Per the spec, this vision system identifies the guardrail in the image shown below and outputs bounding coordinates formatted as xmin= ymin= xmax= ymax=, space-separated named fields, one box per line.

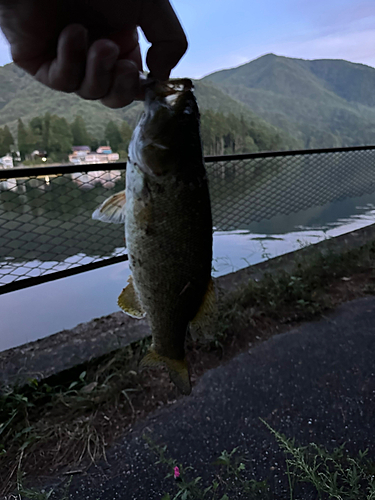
xmin=1 ymin=145 xmax=375 ymax=295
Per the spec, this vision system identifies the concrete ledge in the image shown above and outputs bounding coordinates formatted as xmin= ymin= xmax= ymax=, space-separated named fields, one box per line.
xmin=1 ymin=223 xmax=374 ymax=387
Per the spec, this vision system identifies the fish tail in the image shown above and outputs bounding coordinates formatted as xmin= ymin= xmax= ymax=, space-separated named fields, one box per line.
xmin=140 ymin=348 xmax=191 ymax=395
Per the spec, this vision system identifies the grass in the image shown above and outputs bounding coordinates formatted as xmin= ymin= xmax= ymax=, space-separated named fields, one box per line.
xmin=10 ymin=425 xmax=375 ymax=499
xmin=263 ymin=420 xmax=375 ymax=500
xmin=15 ymin=474 xmax=72 ymax=500
xmin=218 ymin=240 xmax=375 ymax=333
xmin=0 ymin=338 xmax=152 ymax=496
xmin=144 ymin=434 xmax=269 ymax=500
xmin=1 ymin=239 xmax=375 ymax=495
xmin=145 ymin=421 xmax=375 ymax=500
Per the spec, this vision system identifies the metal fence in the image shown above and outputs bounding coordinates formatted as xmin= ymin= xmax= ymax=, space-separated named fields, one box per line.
xmin=1 ymin=145 xmax=375 ymax=294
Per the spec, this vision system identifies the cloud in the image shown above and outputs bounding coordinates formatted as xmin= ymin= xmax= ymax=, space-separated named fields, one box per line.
xmin=269 ymin=28 xmax=375 ymax=67
xmin=229 ymin=18 xmax=375 ymax=73
xmin=0 ymin=30 xmax=11 ymax=66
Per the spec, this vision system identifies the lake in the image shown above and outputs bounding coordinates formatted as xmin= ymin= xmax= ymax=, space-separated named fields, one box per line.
xmin=1 ymin=154 xmax=375 ymax=351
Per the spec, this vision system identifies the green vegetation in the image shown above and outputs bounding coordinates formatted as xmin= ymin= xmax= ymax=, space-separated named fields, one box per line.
xmin=203 ymin=53 xmax=375 ymax=149
xmin=144 ymin=435 xmax=268 ymax=500
xmin=219 ymin=241 xmax=375 ymax=333
xmin=2 ymin=55 xmax=375 ymax=153
xmin=1 ymin=108 xmax=291 ymax=162
xmin=70 ymin=115 xmax=92 ymax=147
xmin=0 ymin=124 xmax=14 ymax=156
xmin=264 ymin=420 xmax=375 ymax=500
xmin=104 ymin=119 xmax=132 ymax=153
xmin=0 ymin=338 xmax=153 ymax=496
xmin=201 ymin=111 xmax=282 ymax=155
xmin=145 ymin=423 xmax=375 ymax=500
xmin=15 ymin=474 xmax=72 ymax=500
xmin=0 ymin=61 xmax=300 ymax=157
xmin=12 ymin=425 xmax=375 ymax=499
xmin=8 ymin=113 xmax=133 ymax=161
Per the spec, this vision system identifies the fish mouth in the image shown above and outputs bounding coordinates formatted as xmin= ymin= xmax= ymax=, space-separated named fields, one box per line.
xmin=129 ymin=77 xmax=202 ymax=177
xmin=142 ymin=78 xmax=196 ymax=117
xmin=140 ymin=77 xmax=194 ymax=102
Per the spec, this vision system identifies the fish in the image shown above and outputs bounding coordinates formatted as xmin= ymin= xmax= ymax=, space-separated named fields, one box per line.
xmin=92 ymin=79 xmax=215 ymax=395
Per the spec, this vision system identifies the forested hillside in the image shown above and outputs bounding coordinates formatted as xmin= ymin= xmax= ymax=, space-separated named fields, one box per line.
xmin=0 ymin=62 xmax=300 ymax=161
xmin=2 ymin=53 xmax=375 ymax=160
xmin=203 ymin=54 xmax=375 ymax=148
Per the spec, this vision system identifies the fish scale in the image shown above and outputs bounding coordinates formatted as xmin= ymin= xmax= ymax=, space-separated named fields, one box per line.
xmin=93 ymin=79 xmax=214 ymax=394
xmin=126 ymin=170 xmax=212 ymax=361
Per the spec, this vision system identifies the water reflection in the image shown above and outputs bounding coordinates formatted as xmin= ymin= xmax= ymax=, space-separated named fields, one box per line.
xmin=2 ymin=157 xmax=375 ymax=350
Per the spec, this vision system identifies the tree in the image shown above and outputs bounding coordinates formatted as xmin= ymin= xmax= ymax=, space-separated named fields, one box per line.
xmin=0 ymin=129 xmax=5 ymax=157
xmin=43 ymin=113 xmax=51 ymax=152
xmin=120 ymin=121 xmax=133 ymax=148
xmin=17 ymin=118 xmax=33 ymax=159
xmin=89 ymin=136 xmax=100 ymax=152
xmin=71 ymin=115 xmax=91 ymax=146
xmin=48 ymin=116 xmax=73 ymax=155
xmin=0 ymin=126 xmax=14 ymax=156
xmin=104 ymin=121 xmax=122 ymax=151
xmin=2 ymin=126 xmax=14 ymax=153
xmin=29 ymin=117 xmax=44 ymax=150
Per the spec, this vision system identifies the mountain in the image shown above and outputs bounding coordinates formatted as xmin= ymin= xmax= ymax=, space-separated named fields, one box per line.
xmin=203 ymin=53 xmax=375 ymax=148
xmin=0 ymin=62 xmax=299 ymax=152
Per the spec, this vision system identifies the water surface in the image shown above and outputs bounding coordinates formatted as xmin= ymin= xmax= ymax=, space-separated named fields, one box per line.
xmin=1 ymin=163 xmax=375 ymax=351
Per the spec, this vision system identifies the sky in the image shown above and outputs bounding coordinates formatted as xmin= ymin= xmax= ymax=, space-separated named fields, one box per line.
xmin=0 ymin=0 xmax=374 ymax=77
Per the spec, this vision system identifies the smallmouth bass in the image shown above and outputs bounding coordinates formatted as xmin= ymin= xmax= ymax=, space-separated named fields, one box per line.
xmin=93 ymin=79 xmax=215 ymax=395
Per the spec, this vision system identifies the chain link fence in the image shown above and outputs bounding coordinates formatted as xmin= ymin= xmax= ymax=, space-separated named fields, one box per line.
xmin=1 ymin=145 xmax=375 ymax=294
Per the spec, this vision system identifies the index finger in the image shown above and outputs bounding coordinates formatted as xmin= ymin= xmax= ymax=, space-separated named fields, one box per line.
xmin=139 ymin=0 xmax=188 ymax=81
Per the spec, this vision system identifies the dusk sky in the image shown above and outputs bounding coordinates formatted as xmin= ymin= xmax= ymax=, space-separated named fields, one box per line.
xmin=0 ymin=0 xmax=374 ymax=77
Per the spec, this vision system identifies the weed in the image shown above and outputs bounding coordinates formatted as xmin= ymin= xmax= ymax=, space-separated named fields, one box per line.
xmin=15 ymin=473 xmax=72 ymax=500
xmin=146 ymin=424 xmax=375 ymax=500
xmin=0 ymin=339 xmax=151 ymax=496
xmin=144 ymin=434 xmax=269 ymax=499
xmin=263 ymin=419 xmax=375 ymax=500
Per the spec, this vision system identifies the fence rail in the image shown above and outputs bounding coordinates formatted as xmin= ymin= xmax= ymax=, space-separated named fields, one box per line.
xmin=1 ymin=145 xmax=375 ymax=295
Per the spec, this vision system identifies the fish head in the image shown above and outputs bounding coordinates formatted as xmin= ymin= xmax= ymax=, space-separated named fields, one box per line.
xmin=129 ymin=79 xmax=203 ymax=177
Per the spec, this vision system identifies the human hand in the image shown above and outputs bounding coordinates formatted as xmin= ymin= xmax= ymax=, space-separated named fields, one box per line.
xmin=0 ymin=0 xmax=187 ymax=108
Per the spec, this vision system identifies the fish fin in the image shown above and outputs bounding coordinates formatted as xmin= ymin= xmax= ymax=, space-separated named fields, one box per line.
xmin=190 ymin=277 xmax=217 ymax=338
xmin=92 ymin=190 xmax=126 ymax=224
xmin=117 ymin=276 xmax=146 ymax=319
xmin=140 ymin=349 xmax=192 ymax=395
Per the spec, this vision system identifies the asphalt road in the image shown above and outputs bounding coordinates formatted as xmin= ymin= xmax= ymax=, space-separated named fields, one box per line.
xmin=58 ymin=296 xmax=375 ymax=500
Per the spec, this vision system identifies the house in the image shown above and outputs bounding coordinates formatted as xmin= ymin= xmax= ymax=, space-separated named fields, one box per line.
xmin=69 ymin=146 xmax=119 ymax=165
xmin=97 ymin=146 xmax=112 ymax=154
xmin=0 ymin=155 xmax=14 ymax=169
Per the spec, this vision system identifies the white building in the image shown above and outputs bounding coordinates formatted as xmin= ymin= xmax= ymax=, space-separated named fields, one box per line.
xmin=0 ymin=155 xmax=14 ymax=169
xmin=69 ymin=146 xmax=119 ymax=165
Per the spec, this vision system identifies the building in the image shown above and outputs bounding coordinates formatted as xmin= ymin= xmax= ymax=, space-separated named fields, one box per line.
xmin=69 ymin=146 xmax=119 ymax=165
xmin=0 ymin=155 xmax=14 ymax=169
xmin=97 ymin=146 xmax=113 ymax=154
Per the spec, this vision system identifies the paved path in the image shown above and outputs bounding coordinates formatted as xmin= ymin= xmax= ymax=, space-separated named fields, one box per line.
xmin=60 ymin=296 xmax=375 ymax=499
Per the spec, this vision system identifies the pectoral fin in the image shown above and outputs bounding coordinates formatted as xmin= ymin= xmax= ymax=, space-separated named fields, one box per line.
xmin=190 ymin=277 xmax=217 ymax=337
xmin=118 ymin=276 xmax=146 ymax=319
xmin=92 ymin=190 xmax=126 ymax=224
xmin=140 ymin=349 xmax=191 ymax=395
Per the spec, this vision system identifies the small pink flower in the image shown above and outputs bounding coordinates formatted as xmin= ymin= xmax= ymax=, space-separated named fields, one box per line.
xmin=174 ymin=466 xmax=180 ymax=479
